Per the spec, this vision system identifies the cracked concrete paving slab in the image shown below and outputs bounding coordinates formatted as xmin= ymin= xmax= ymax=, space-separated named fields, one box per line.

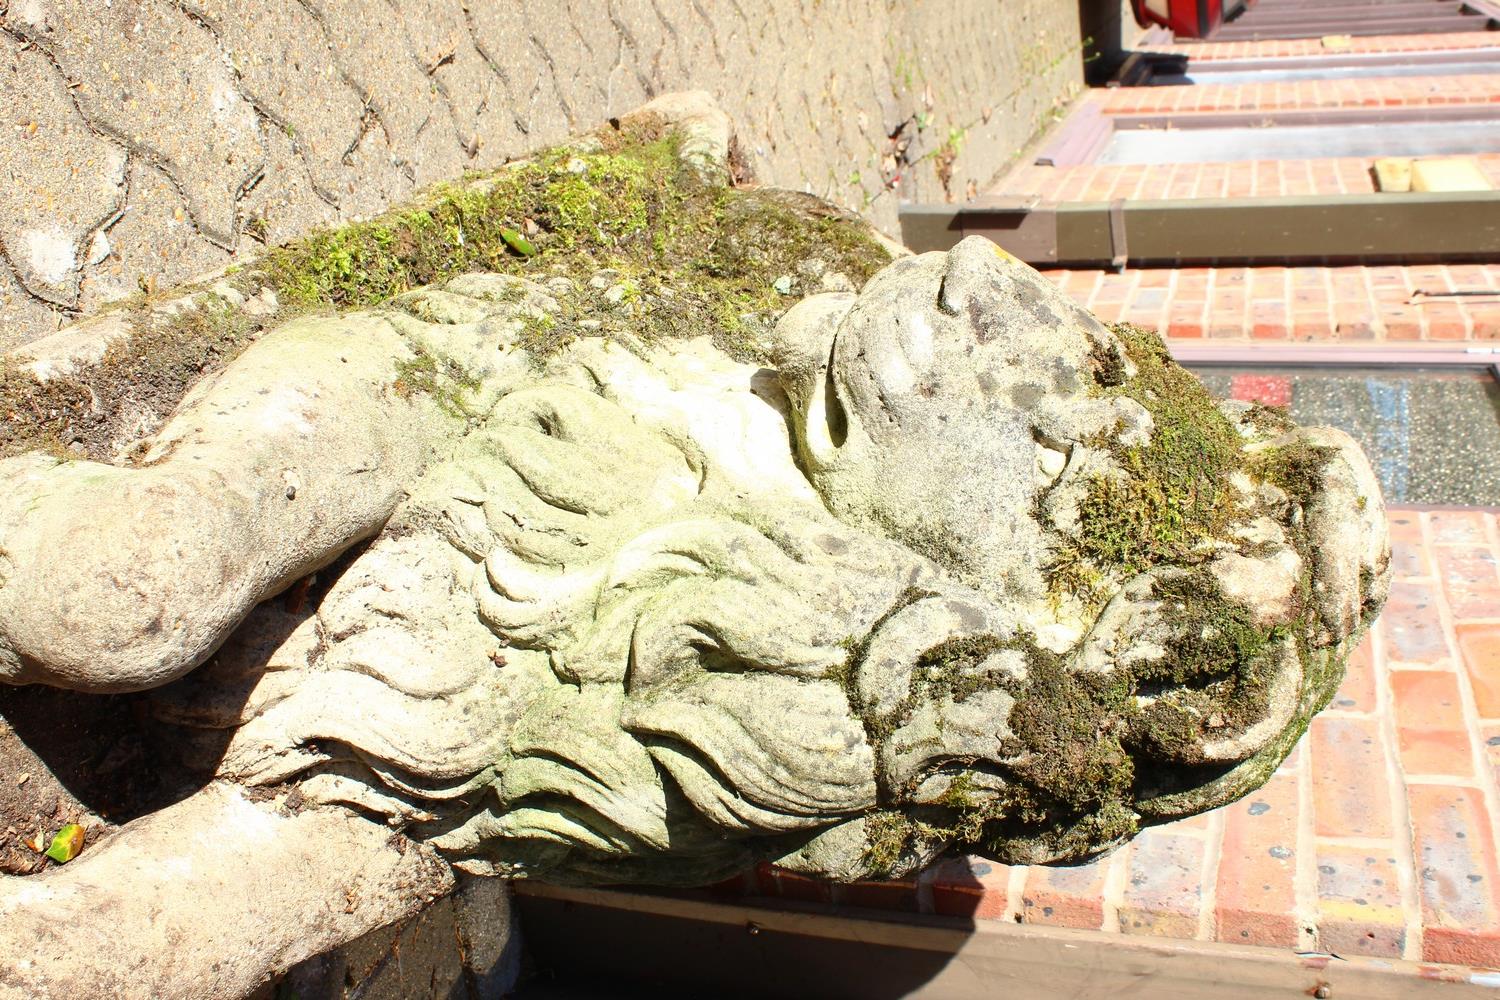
xmin=233 ymin=126 xmax=338 ymax=252
xmin=0 ymin=0 xmax=1085 ymax=352
xmin=0 ymin=42 xmax=127 ymax=306
xmin=387 ymin=0 xmax=524 ymax=168
xmin=301 ymin=0 xmax=464 ymax=188
xmin=4 ymin=0 xmax=264 ymax=249
xmin=76 ymin=160 xmax=228 ymax=312
xmin=606 ymin=0 xmax=680 ymax=98
xmin=0 ymin=256 xmax=63 ymax=351
xmin=332 ymin=123 xmax=420 ymax=222
xmin=565 ymin=0 xmax=644 ymax=117
xmin=526 ymin=1 xmax=609 ymax=124
xmin=462 ymin=1 xmax=573 ymax=142
xmin=178 ymin=0 xmax=365 ymax=208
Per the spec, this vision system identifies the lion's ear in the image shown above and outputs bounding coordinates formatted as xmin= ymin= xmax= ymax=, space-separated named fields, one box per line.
xmin=937 ymin=235 xmax=1112 ymax=347
xmin=769 ymin=293 xmax=854 ymax=401
xmin=770 ymin=292 xmax=858 ymax=471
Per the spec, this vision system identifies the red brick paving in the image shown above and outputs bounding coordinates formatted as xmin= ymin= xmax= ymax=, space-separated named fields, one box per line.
xmin=988 ymin=33 xmax=1500 ymax=346
xmin=1311 ymin=716 xmax=1392 ymax=839
xmin=1041 ymin=264 xmax=1500 ymax=343
xmin=1459 ymin=625 xmax=1500 ymax=718
xmin=1392 ymin=669 xmax=1473 ymax=776
xmin=1141 ymin=31 xmax=1500 ymax=61
xmin=925 ymin=857 xmax=1014 ymax=920
xmin=1216 ymin=770 xmax=1301 ymax=948
xmin=1019 ymin=856 xmax=1109 ymax=929
xmin=1316 ymin=843 xmax=1408 ymax=958
xmin=1094 ymin=72 xmax=1500 ymax=114
xmin=1120 ymin=827 xmax=1208 ymax=938
xmin=996 ymin=156 xmax=1500 ymax=203
xmin=1409 ymin=784 xmax=1500 ymax=967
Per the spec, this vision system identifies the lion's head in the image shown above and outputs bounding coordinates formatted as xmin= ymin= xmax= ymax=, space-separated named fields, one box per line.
xmin=156 ymin=238 xmax=1389 ymax=885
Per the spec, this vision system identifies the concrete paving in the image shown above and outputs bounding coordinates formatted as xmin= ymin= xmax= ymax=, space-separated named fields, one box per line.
xmin=0 ymin=0 xmax=1087 ymax=350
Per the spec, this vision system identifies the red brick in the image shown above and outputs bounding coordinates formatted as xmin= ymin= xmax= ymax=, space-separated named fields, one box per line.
xmin=1158 ymin=812 xmax=1209 ymax=833
xmin=1482 ymin=724 xmax=1500 ymax=794
xmin=1120 ymin=829 xmax=1204 ymax=939
xmin=1091 ymin=276 xmax=1133 ymax=304
xmin=1229 ymin=374 xmax=1292 ymax=408
xmin=1251 ymin=308 xmax=1289 ymax=341
xmin=1386 ymin=512 xmax=1433 ymax=579
xmin=839 ymin=879 xmax=918 ymax=912
xmin=765 ymin=867 xmax=832 ymax=904
xmin=1383 ymin=307 xmax=1424 ymax=341
xmin=1311 ymin=716 xmax=1392 ymax=839
xmin=1316 ymin=844 xmax=1407 ymax=959
xmin=1429 ymin=511 xmax=1492 ymax=547
xmin=1020 ymin=858 xmax=1107 ymax=930
xmin=925 ymin=856 xmax=1012 ymax=920
xmin=1471 ymin=307 xmax=1500 ymax=340
xmin=1392 ymin=670 xmax=1473 ymax=778
xmin=1409 ymin=785 xmax=1500 ymax=967
xmin=1459 ymin=624 xmax=1500 ymax=720
xmin=1216 ymin=771 xmax=1300 ymax=948
xmin=1329 ymin=635 xmax=1377 ymax=715
xmin=1380 ymin=581 xmax=1454 ymax=666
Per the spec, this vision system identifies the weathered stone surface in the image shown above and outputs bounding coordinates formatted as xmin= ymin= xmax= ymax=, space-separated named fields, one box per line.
xmin=0 ymin=785 xmax=453 ymax=999
xmin=179 ymin=0 xmax=366 ymax=206
xmin=275 ymin=876 xmax=520 ymax=999
xmin=4 ymin=0 xmax=264 ymax=247
xmin=0 ymin=43 xmax=127 ymax=305
xmin=0 ymin=97 xmax=1387 ymax=997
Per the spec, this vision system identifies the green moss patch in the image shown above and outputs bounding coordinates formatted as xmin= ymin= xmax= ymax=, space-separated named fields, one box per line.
xmin=1068 ymin=326 xmax=1246 ymax=581
xmin=850 ymin=326 xmax=1361 ymax=871
xmin=260 ymin=117 xmax=891 ymax=362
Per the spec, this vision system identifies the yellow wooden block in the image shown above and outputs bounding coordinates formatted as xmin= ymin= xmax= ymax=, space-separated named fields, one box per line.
xmin=1411 ymin=157 xmax=1493 ymax=193
xmin=1372 ymin=157 xmax=1411 ymax=193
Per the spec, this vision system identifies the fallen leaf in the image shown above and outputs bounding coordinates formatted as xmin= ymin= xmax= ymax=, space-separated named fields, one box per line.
xmin=500 ymin=227 xmax=537 ymax=257
xmin=45 ymin=824 xmax=84 ymax=864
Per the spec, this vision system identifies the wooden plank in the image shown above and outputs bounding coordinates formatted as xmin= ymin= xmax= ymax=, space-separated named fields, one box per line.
xmin=513 ymin=883 xmax=1490 ymax=1000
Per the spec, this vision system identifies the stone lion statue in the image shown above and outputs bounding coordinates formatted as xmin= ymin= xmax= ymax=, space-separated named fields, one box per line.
xmin=0 ymin=96 xmax=1388 ymax=997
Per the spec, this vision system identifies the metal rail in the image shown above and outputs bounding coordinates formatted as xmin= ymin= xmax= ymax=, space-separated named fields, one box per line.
xmin=899 ymin=192 xmax=1500 ymax=267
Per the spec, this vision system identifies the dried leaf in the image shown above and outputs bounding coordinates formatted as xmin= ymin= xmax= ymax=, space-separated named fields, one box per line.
xmin=45 ymin=824 xmax=84 ymax=864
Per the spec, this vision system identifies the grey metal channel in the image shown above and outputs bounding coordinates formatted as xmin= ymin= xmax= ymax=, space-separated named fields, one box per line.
xmin=1098 ymin=118 xmax=1500 ymax=164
